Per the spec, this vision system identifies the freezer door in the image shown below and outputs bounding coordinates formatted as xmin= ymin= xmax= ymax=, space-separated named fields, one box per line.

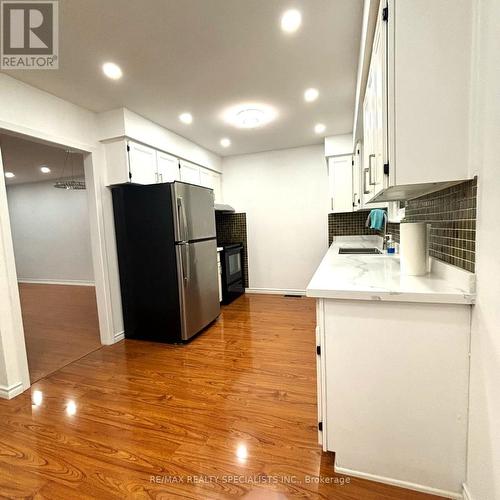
xmin=177 ymin=239 xmax=220 ymax=340
xmin=172 ymin=182 xmax=216 ymax=242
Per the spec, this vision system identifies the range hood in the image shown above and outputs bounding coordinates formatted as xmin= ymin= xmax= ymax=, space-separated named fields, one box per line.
xmin=368 ymin=179 xmax=468 ymax=203
xmin=214 ymin=203 xmax=235 ymax=213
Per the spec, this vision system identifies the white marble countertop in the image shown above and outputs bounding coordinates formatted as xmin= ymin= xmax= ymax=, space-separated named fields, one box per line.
xmin=217 ymin=247 xmax=223 ymax=252
xmin=306 ymin=236 xmax=475 ymax=305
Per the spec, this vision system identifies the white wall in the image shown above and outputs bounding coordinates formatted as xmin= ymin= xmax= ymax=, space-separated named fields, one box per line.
xmin=6 ymin=180 xmax=94 ymax=284
xmin=465 ymin=1 xmax=500 ymax=498
xmin=0 ymin=73 xmax=103 ymax=396
xmin=222 ymin=145 xmax=329 ymax=292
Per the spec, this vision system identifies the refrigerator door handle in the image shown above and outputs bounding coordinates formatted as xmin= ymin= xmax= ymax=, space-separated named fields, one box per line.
xmin=176 ymin=196 xmax=185 ymax=241
xmin=180 ymin=243 xmax=188 ymax=281
xmin=177 ymin=196 xmax=189 ymax=242
xmin=185 ymin=243 xmax=191 ymax=282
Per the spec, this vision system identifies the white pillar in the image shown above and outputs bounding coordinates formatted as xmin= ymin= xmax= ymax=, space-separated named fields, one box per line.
xmin=0 ymin=146 xmax=30 ymax=398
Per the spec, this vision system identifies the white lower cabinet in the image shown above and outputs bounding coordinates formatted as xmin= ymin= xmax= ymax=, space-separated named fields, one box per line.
xmin=316 ymin=298 xmax=470 ymax=498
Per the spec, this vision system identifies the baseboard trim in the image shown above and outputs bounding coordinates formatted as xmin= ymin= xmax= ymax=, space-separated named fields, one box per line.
xmin=462 ymin=483 xmax=474 ymax=500
xmin=245 ymin=288 xmax=306 ymax=296
xmin=334 ymin=466 xmax=462 ymax=500
xmin=114 ymin=331 xmax=125 ymax=343
xmin=18 ymin=279 xmax=95 ymax=287
xmin=0 ymin=381 xmax=25 ymax=400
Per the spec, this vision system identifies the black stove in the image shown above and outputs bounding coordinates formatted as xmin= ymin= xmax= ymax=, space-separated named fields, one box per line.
xmin=221 ymin=243 xmax=244 ymax=304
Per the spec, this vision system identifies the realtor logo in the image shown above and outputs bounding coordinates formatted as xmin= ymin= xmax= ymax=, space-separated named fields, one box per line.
xmin=1 ymin=0 xmax=58 ymax=69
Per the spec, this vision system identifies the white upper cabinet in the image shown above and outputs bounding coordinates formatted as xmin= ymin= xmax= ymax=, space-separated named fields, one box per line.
xmin=328 ymin=155 xmax=354 ymax=213
xmin=105 ymin=140 xmax=222 ymax=196
xmin=362 ymin=2 xmax=388 ymax=202
xmin=179 ymin=161 xmax=222 ymax=201
xmin=179 ymin=160 xmax=201 ymax=185
xmin=371 ymin=7 xmax=387 ymax=197
xmin=388 ymin=0 xmax=471 ymax=186
xmin=127 ymin=141 xmax=157 ymax=184
xmin=199 ymin=167 xmax=223 ymax=203
xmin=352 ymin=143 xmax=361 ymax=210
xmin=156 ymin=151 xmax=179 ymax=182
xmin=362 ymin=81 xmax=376 ymax=204
xmin=360 ymin=0 xmax=472 ymax=202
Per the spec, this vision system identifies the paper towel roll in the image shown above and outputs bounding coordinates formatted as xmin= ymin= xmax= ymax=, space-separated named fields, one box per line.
xmin=400 ymin=222 xmax=429 ymax=276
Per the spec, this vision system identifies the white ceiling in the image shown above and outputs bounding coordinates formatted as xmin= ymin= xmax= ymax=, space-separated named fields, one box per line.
xmin=1 ymin=0 xmax=363 ymax=156
xmin=1 ymin=134 xmax=84 ymax=185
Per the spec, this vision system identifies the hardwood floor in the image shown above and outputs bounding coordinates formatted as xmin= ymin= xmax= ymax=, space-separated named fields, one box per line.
xmin=0 ymin=294 xmax=441 ymax=499
xmin=18 ymin=283 xmax=102 ymax=383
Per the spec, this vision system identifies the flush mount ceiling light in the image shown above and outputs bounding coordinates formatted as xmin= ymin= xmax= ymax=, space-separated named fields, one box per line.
xmin=281 ymin=9 xmax=302 ymax=33
xmin=179 ymin=112 xmax=193 ymax=124
xmin=223 ymin=103 xmax=277 ymax=129
xmin=40 ymin=165 xmax=51 ymax=173
xmin=304 ymin=88 xmax=319 ymax=102
xmin=102 ymin=62 xmax=122 ymax=80
xmin=4 ymin=172 xmax=15 ymax=178
xmin=314 ymin=123 xmax=326 ymax=134
xmin=220 ymin=138 xmax=231 ymax=148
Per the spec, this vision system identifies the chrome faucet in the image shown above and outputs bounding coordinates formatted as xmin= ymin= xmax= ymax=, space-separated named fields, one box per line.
xmin=380 ymin=210 xmax=389 ymax=250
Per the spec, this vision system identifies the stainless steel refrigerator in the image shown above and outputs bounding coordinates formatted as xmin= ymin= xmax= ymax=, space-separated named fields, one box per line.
xmin=111 ymin=181 xmax=220 ymax=342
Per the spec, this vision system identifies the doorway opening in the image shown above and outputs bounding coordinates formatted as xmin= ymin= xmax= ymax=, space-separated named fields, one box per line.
xmin=0 ymin=133 xmax=102 ymax=383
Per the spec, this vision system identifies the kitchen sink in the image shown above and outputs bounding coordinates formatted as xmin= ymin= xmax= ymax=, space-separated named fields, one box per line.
xmin=338 ymin=247 xmax=382 ymax=255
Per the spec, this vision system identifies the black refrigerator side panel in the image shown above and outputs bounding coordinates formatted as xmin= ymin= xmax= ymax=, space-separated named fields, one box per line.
xmin=111 ymin=184 xmax=182 ymax=342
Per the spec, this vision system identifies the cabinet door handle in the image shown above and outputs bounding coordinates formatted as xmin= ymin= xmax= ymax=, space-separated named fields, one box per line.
xmin=155 ymin=172 xmax=159 ymax=183
xmin=353 ymin=192 xmax=358 ymax=207
xmin=368 ymin=154 xmax=376 ymax=185
xmin=363 ymin=168 xmax=370 ymax=194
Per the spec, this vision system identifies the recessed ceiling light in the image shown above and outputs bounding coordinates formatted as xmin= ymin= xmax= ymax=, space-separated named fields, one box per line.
xmin=223 ymin=103 xmax=277 ymax=129
xmin=304 ymin=88 xmax=319 ymax=102
xmin=314 ymin=123 xmax=326 ymax=134
xmin=102 ymin=62 xmax=122 ymax=80
xmin=220 ymin=138 xmax=231 ymax=148
xmin=179 ymin=112 xmax=193 ymax=124
xmin=281 ymin=9 xmax=302 ymax=33
xmin=40 ymin=166 xmax=51 ymax=174
xmin=4 ymin=172 xmax=15 ymax=178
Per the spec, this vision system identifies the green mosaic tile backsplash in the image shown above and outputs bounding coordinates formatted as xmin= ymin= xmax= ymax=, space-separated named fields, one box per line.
xmin=328 ymin=178 xmax=477 ymax=273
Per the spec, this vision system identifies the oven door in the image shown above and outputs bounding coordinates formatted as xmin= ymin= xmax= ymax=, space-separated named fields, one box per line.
xmin=224 ymin=246 xmax=243 ymax=284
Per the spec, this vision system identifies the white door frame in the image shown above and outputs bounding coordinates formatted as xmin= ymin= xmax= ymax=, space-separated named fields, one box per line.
xmin=0 ymin=125 xmax=116 ymax=398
